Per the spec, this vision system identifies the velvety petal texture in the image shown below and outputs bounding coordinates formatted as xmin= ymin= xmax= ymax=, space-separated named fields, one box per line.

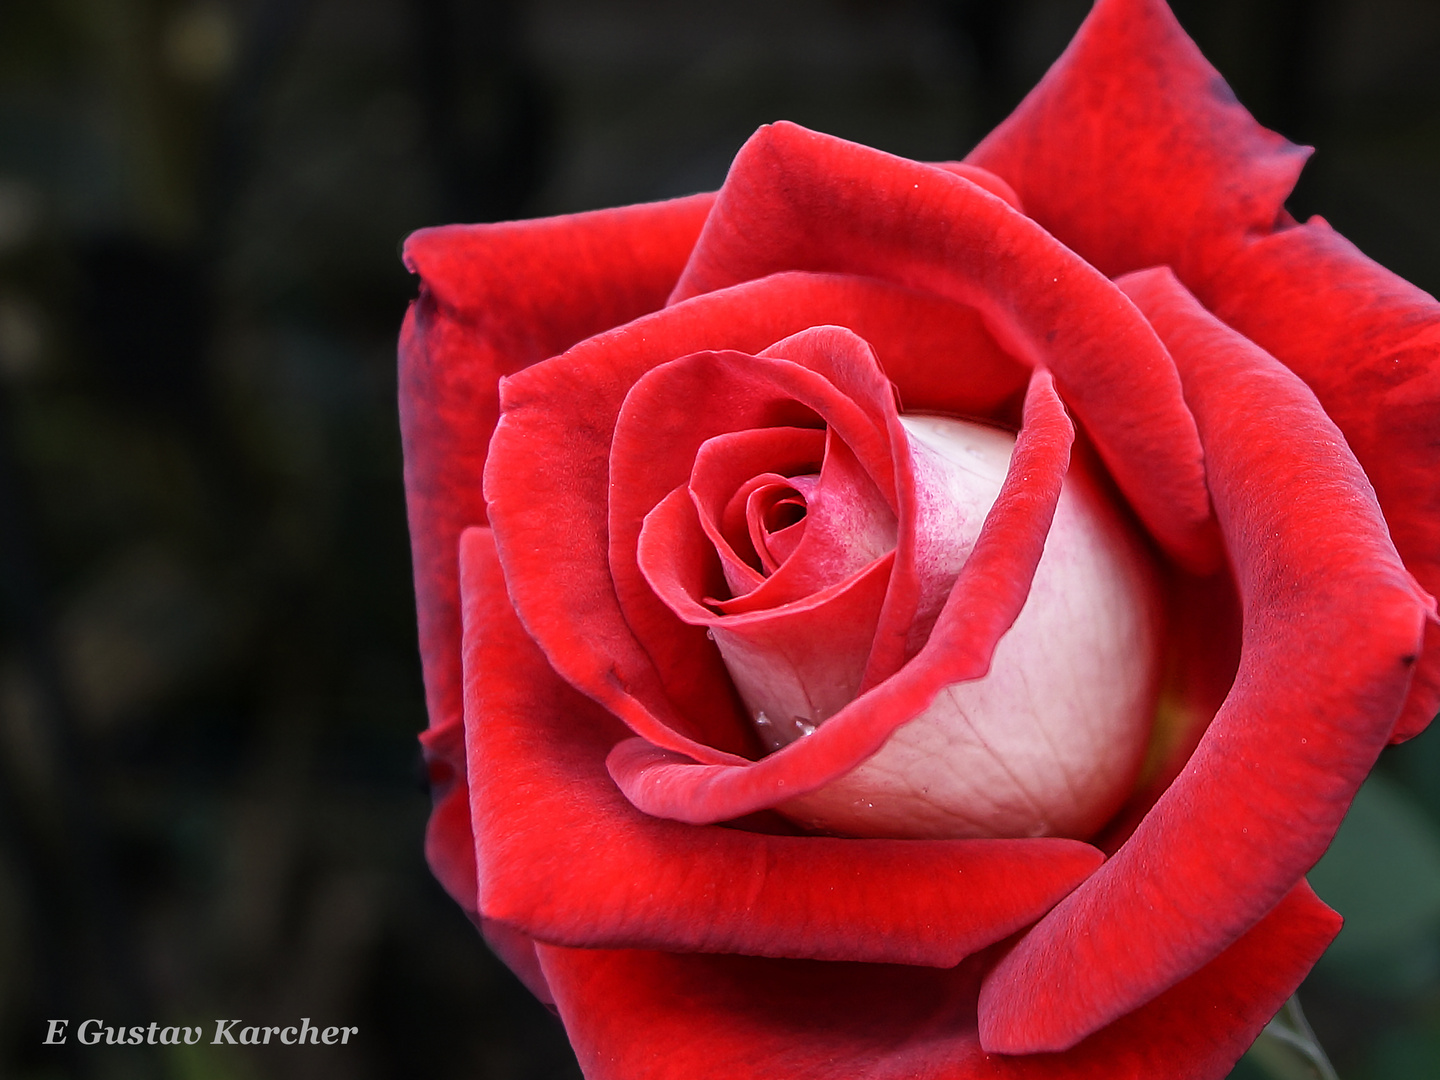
xmin=538 ymin=882 xmax=1338 ymax=1080
xmin=461 ymin=526 xmax=1104 ymax=968
xmin=965 ymin=0 xmax=1307 ymax=284
xmin=671 ymin=121 xmax=1220 ymax=576
xmin=486 ymin=273 xmax=1031 ymax=770
xmin=400 ymin=194 xmax=714 ymax=913
xmin=607 ymin=366 xmax=1076 ymax=824
xmin=1196 ymin=223 xmax=1440 ymax=739
xmin=398 ymin=1 xmax=1440 ymax=1076
xmin=968 ymin=0 xmax=1440 ymax=735
xmin=976 ymin=269 xmax=1430 ymax=1053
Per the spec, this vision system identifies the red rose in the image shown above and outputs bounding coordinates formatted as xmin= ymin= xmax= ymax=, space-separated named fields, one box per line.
xmin=399 ymin=0 xmax=1439 ymax=1076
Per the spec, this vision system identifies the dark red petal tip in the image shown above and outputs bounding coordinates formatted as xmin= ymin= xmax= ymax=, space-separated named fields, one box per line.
xmin=966 ymin=0 xmax=1308 ymax=281
xmin=402 ymin=193 xmax=715 ymax=780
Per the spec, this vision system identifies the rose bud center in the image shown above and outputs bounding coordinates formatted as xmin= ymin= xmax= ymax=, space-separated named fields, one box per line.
xmin=714 ymin=415 xmax=1164 ymax=841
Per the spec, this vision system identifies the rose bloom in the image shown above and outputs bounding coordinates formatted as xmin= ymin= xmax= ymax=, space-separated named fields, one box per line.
xmin=398 ymin=0 xmax=1439 ymax=1076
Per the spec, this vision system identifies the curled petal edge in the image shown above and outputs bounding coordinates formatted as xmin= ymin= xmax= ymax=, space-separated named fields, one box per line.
xmin=608 ymin=367 xmax=1074 ymax=824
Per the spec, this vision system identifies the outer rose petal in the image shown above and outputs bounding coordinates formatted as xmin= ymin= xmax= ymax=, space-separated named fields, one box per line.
xmin=400 ymin=194 xmax=714 ymax=906
xmin=965 ymin=0 xmax=1440 ymax=735
xmin=416 ymin=716 xmax=477 ymax=913
xmin=1195 ymin=221 xmax=1440 ymax=739
xmin=975 ymin=268 xmax=1432 ymax=1053
xmin=536 ymin=882 xmax=1339 ymax=1080
xmin=964 ymin=0 xmax=1306 ymax=284
xmin=416 ymin=635 xmax=554 ymax=1006
xmin=459 ymin=527 xmax=1104 ymax=968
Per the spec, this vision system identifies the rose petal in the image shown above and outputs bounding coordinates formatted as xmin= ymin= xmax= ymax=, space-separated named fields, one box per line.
xmin=615 ymin=328 xmax=901 ymax=633
xmin=403 ymin=199 xmax=714 ymax=1008
xmin=700 ymin=430 xmax=894 ymax=615
xmin=962 ymin=0 xmax=1440 ymax=738
xmin=487 ymin=273 xmax=1029 ymax=764
xmin=608 ymin=368 xmax=1073 ymax=823
xmin=770 ymin=420 xmax=1163 ymax=842
xmin=687 ymin=426 xmax=825 ymax=590
xmin=669 ymin=121 xmax=1220 ymax=573
xmin=975 ymin=268 xmax=1433 ymax=1053
xmin=601 ymin=337 xmax=902 ymax=757
xmin=739 ymin=477 xmax=809 ymax=578
xmin=932 ymin=161 xmax=1023 ymax=212
xmin=1093 ymin=566 xmax=1242 ymax=854
xmin=536 ymin=880 xmax=1338 ymax=1080
xmin=1195 ymin=219 xmax=1440 ymax=739
xmin=640 ymin=481 xmax=895 ymax=742
xmin=418 ymin=638 xmax=554 ymax=1004
xmin=460 ymin=526 xmax=1103 ymax=968
xmin=404 ymin=193 xmax=715 ymax=333
xmin=477 ymin=918 xmax=553 ymax=1007
xmin=416 ymin=715 xmax=478 ymax=912
xmin=401 ymin=194 xmax=714 ymax=923
xmin=963 ymin=0 xmax=1306 ymax=282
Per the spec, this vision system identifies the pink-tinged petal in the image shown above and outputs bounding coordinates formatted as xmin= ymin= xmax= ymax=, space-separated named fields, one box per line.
xmin=749 ymin=328 xmax=917 ymax=685
xmin=975 ymin=269 xmax=1432 ymax=1053
xmin=608 ymin=369 xmax=1072 ymax=823
xmin=537 ymin=880 xmax=1338 ymax=1080
xmin=772 ymin=419 xmax=1164 ymax=842
xmin=639 ymin=479 xmax=895 ymax=746
xmin=689 ymin=427 xmax=825 ymax=589
xmin=459 ymin=527 xmax=1102 ymax=968
xmin=964 ymin=0 xmax=1307 ymax=282
xmin=400 ymin=193 xmax=713 ymax=782
xmin=486 ymin=273 xmax=1021 ymax=764
xmin=608 ymin=333 xmax=901 ymax=739
xmin=709 ymin=556 xmax=893 ymax=751
xmin=715 ymin=430 xmax=896 ymax=615
xmin=1094 ymin=567 xmax=1242 ymax=854
xmin=1194 ymin=219 xmax=1440 ymax=739
xmin=860 ymin=418 xmax=1019 ymax=687
xmin=669 ymin=121 xmax=1219 ymax=573
xmin=594 ymin=341 xmax=901 ymax=758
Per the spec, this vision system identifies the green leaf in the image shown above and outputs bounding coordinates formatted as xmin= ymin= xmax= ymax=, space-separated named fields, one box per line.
xmin=1307 ymin=772 xmax=1440 ymax=994
xmin=1232 ymin=996 xmax=1338 ymax=1080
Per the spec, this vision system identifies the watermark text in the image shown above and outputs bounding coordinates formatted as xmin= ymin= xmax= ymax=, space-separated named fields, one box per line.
xmin=44 ymin=1018 xmax=357 ymax=1046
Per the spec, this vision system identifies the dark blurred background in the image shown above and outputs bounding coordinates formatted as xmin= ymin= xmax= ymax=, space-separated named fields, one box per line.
xmin=0 ymin=1 xmax=1437 ymax=1078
